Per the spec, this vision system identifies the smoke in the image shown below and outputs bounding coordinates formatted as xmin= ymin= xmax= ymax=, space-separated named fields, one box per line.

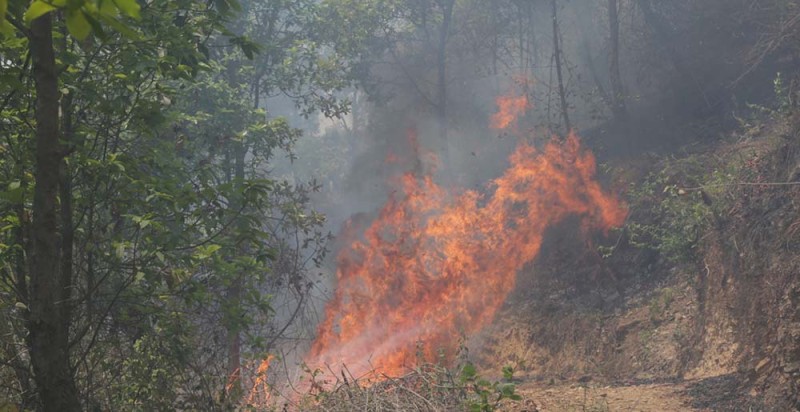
xmin=266 ymin=1 xmax=600 ymax=376
xmin=255 ymin=0 xmax=791 ymax=395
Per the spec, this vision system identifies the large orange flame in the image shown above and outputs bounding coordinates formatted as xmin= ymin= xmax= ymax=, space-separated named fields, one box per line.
xmin=303 ymin=132 xmax=626 ymax=379
xmin=249 ymin=91 xmax=626 ymax=402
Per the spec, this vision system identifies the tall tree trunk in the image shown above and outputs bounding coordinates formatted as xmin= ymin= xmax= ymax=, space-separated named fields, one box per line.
xmin=225 ymin=142 xmax=245 ymax=400
xmin=436 ymin=0 xmax=454 ymax=148
xmin=225 ymin=77 xmax=261 ymax=401
xmin=608 ymin=0 xmax=627 ymax=120
xmin=551 ymin=0 xmax=571 ymax=133
xmin=28 ymin=12 xmax=81 ymax=411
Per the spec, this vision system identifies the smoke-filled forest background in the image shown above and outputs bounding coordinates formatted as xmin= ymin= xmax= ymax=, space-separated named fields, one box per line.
xmin=2 ymin=0 xmax=800 ymax=410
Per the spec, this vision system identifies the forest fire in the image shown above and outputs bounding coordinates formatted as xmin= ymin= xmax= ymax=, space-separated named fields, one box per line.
xmin=302 ymin=112 xmax=626 ymax=382
xmin=8 ymin=0 xmax=796 ymax=409
xmin=247 ymin=90 xmax=627 ymax=404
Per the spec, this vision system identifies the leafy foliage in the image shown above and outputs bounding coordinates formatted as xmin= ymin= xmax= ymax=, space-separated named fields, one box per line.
xmin=459 ymin=362 xmax=522 ymax=412
xmin=0 ymin=0 xmax=357 ymax=409
xmin=624 ymin=164 xmax=715 ymax=263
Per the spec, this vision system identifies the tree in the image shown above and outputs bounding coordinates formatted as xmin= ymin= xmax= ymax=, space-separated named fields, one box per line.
xmin=26 ymin=7 xmax=82 ymax=411
xmin=551 ymin=0 xmax=571 ymax=133
xmin=0 ymin=0 xmax=350 ymax=409
xmin=435 ymin=0 xmax=455 ymax=145
xmin=607 ymin=0 xmax=626 ymax=120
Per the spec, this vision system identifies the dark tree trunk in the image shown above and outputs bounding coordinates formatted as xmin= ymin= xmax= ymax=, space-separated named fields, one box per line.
xmin=436 ymin=0 xmax=455 ymax=146
xmin=551 ymin=0 xmax=571 ymax=133
xmin=27 ymin=12 xmax=81 ymax=412
xmin=608 ymin=0 xmax=627 ymax=120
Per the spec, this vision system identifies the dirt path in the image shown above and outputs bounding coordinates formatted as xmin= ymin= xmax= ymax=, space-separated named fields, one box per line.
xmin=498 ymin=374 xmax=763 ymax=412
xmin=510 ymin=381 xmax=694 ymax=411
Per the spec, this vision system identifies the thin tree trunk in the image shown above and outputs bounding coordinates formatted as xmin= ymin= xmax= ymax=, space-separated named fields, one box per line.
xmin=551 ymin=0 xmax=571 ymax=133
xmin=86 ymin=202 xmax=94 ymax=325
xmin=225 ymin=74 xmax=262 ymax=400
xmin=225 ymin=143 xmax=245 ymax=400
xmin=436 ymin=0 xmax=455 ymax=147
xmin=608 ymin=0 xmax=627 ymax=120
xmin=491 ymin=5 xmax=499 ymax=75
xmin=28 ymin=12 xmax=81 ymax=411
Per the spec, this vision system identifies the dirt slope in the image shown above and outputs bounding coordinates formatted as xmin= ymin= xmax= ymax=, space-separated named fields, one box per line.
xmin=513 ymin=381 xmax=693 ymax=412
xmin=477 ymin=114 xmax=800 ymax=411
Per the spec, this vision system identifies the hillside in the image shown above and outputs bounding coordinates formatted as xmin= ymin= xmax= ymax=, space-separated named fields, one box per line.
xmin=475 ymin=112 xmax=800 ymax=411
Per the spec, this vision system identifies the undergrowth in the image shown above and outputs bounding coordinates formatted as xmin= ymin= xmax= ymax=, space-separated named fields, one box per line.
xmin=616 ymin=155 xmax=718 ymax=264
xmin=255 ymin=359 xmax=522 ymax=411
xmin=605 ymin=76 xmax=791 ymax=265
xmin=302 ymin=363 xmax=519 ymax=412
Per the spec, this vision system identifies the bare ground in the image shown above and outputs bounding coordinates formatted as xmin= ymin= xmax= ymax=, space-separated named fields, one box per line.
xmin=501 ymin=373 xmax=765 ymax=412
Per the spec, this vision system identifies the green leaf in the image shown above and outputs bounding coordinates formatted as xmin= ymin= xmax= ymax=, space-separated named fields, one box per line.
xmin=83 ymin=11 xmax=108 ymax=41
xmin=193 ymin=244 xmax=222 ymax=260
xmin=460 ymin=362 xmax=477 ymax=382
xmin=97 ymin=14 xmax=140 ymax=40
xmin=0 ymin=20 xmax=12 ymax=37
xmin=1 ymin=181 xmax=23 ymax=204
xmin=112 ymin=0 xmax=140 ymax=19
xmin=65 ymin=9 xmax=91 ymax=40
xmin=24 ymin=1 xmax=58 ymax=23
xmin=114 ymin=242 xmax=126 ymax=258
xmin=0 ymin=0 xmax=6 ymax=22
xmin=226 ymin=0 xmax=241 ymax=12
xmin=98 ymin=0 xmax=118 ymax=16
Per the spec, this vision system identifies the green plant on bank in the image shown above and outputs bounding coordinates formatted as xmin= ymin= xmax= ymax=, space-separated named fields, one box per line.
xmin=612 ymin=99 xmax=776 ymax=267
xmin=502 ymin=365 xmax=515 ymax=381
xmin=774 ymin=72 xmax=792 ymax=113
xmin=739 ymin=72 xmax=794 ymax=125
xmin=624 ymin=158 xmax=716 ymax=263
xmin=460 ymin=362 xmax=522 ymax=412
xmin=648 ymin=287 xmax=675 ymax=322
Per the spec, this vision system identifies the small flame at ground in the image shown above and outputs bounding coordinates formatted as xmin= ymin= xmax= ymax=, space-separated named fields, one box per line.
xmin=247 ymin=355 xmax=274 ymax=405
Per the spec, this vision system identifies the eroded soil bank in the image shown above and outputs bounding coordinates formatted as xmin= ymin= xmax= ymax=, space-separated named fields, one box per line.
xmin=479 ymin=114 xmax=800 ymax=411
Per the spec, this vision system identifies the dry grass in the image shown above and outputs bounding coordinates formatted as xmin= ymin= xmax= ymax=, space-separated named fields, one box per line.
xmin=299 ymin=364 xmax=470 ymax=412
